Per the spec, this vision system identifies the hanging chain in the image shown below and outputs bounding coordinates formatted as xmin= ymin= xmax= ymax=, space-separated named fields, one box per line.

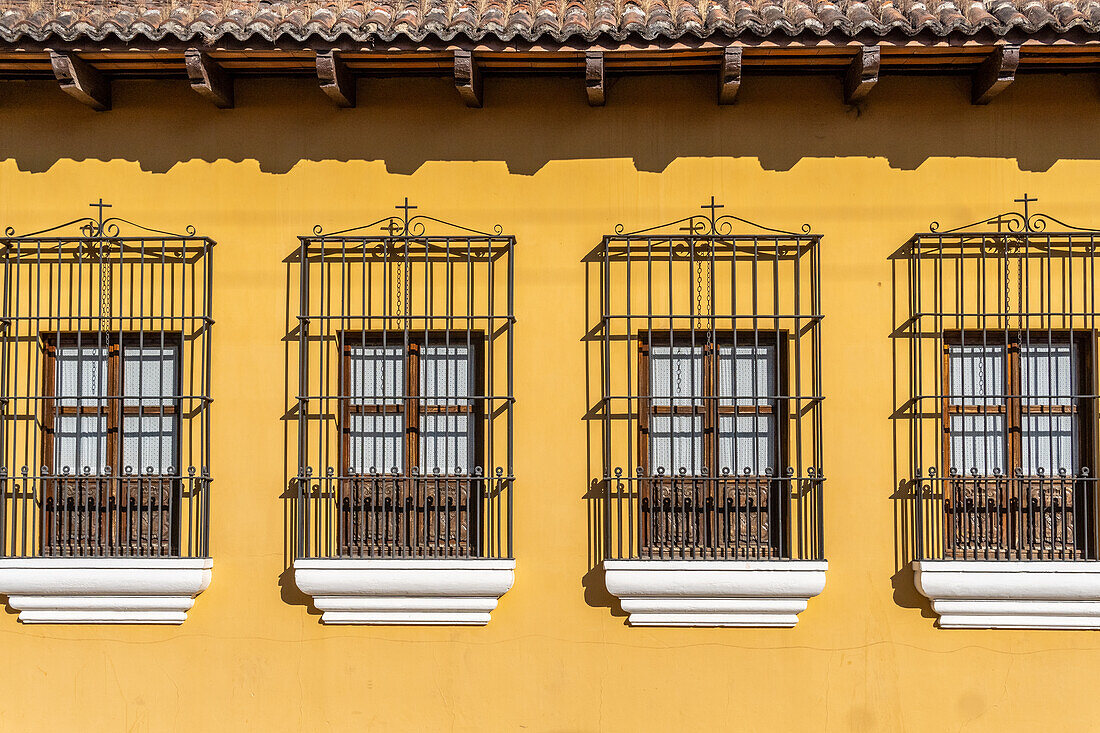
xmin=1015 ymin=241 xmax=1024 ymax=344
xmin=99 ymin=242 xmax=111 ymax=336
xmin=695 ymin=248 xmax=703 ymax=328
xmin=394 ymin=256 xmax=402 ymax=324
xmin=1005 ymin=238 xmax=1023 ymax=343
xmin=392 ymin=243 xmax=411 ymax=329
xmin=706 ymin=243 xmax=713 ymax=321
xmin=694 ymin=241 xmax=712 ymax=331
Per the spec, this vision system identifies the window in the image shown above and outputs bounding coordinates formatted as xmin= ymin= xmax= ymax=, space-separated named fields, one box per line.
xmin=0 ymin=209 xmax=213 ymax=560
xmin=338 ymin=333 xmax=482 ymax=556
xmin=641 ymin=335 xmax=779 ymax=477
xmin=637 ymin=333 xmax=785 ymax=557
xmin=43 ymin=334 xmax=181 ymax=555
xmin=343 ymin=335 xmax=478 ymax=476
xmin=47 ymin=335 xmax=180 ymax=476
xmin=595 ymin=200 xmax=824 ymax=562
xmin=294 ymin=203 xmax=514 ymax=561
xmin=943 ymin=333 xmax=1090 ymax=558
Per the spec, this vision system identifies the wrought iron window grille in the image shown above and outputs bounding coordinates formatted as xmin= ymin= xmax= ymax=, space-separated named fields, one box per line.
xmin=294 ymin=200 xmax=514 ymax=560
xmin=0 ymin=201 xmax=214 ymax=559
xmin=595 ymin=198 xmax=825 ymax=562
xmin=897 ymin=195 xmax=1100 ymax=561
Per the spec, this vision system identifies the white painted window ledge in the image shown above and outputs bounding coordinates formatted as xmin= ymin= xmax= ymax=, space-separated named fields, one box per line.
xmin=293 ymin=558 xmax=516 ymax=625
xmin=602 ymin=559 xmax=828 ymax=627
xmin=0 ymin=557 xmax=213 ymax=624
xmin=913 ymin=560 xmax=1100 ymax=629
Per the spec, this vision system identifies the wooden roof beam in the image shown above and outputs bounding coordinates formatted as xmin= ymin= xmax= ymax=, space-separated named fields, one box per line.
xmin=844 ymin=46 xmax=879 ymax=104
xmin=454 ymin=49 xmax=482 ymax=107
xmin=717 ymin=46 xmax=741 ymax=104
xmin=586 ymin=51 xmax=605 ymax=106
xmin=972 ymin=45 xmax=1019 ymax=104
xmin=316 ymin=50 xmax=355 ymax=107
xmin=185 ymin=49 xmax=233 ymax=108
xmin=49 ymin=51 xmax=109 ymax=111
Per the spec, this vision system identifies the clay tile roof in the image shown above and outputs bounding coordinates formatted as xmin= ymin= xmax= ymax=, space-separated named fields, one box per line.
xmin=2 ymin=0 xmax=1100 ymax=43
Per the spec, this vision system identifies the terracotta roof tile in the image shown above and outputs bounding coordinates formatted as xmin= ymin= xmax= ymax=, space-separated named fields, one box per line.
xmin=2 ymin=0 xmax=1100 ymax=43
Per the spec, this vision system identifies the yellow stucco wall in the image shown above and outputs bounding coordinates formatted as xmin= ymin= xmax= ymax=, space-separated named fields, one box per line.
xmin=1 ymin=70 xmax=1099 ymax=732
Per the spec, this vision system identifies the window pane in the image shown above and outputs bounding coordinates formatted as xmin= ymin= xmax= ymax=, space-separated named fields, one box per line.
xmin=1021 ymin=343 xmax=1074 ymax=406
xmin=55 ymin=345 xmax=108 ymax=408
xmin=347 ymin=344 xmax=405 ymax=473
xmin=949 ymin=414 xmax=1006 ymax=474
xmin=54 ymin=345 xmax=109 ymax=473
xmin=649 ymin=414 xmax=703 ymax=475
xmin=718 ymin=344 xmax=776 ymax=407
xmin=719 ymin=415 xmax=776 ymax=475
xmin=347 ymin=345 xmax=404 ymax=405
xmin=347 ymin=414 xmax=403 ymax=474
xmin=949 ymin=344 xmax=1004 ymax=406
xmin=420 ymin=413 xmax=470 ymax=474
xmin=55 ymin=414 xmax=108 ymax=473
xmin=418 ymin=344 xmax=473 ymax=474
xmin=420 ymin=344 xmax=471 ymax=404
xmin=122 ymin=415 xmax=176 ymax=474
xmin=123 ymin=343 xmax=177 ymax=407
xmin=717 ymin=343 xmax=778 ymax=476
xmin=650 ymin=344 xmax=704 ymax=406
xmin=1022 ymin=414 xmax=1077 ymax=475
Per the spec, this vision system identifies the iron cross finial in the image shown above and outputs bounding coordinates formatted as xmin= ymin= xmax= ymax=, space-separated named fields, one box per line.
xmin=90 ymin=199 xmax=112 ymax=231
xmin=1014 ymin=193 xmax=1037 ymax=227
xmin=701 ymin=196 xmax=724 ymax=226
xmin=395 ymin=198 xmax=417 ymax=227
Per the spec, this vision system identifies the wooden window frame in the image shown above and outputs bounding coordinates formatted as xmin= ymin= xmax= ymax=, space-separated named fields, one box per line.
xmin=635 ymin=330 xmax=789 ymax=559
xmin=42 ymin=332 xmax=182 ymax=476
xmin=336 ymin=330 xmax=486 ymax=557
xmin=339 ymin=331 xmax=485 ymax=477
xmin=941 ymin=330 xmax=1094 ymax=478
xmin=40 ymin=332 xmax=183 ymax=557
xmin=637 ymin=330 xmax=787 ymax=477
xmin=941 ymin=330 xmax=1096 ymax=559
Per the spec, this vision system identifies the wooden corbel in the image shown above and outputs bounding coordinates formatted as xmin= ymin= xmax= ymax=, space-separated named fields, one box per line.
xmin=185 ymin=49 xmax=234 ymax=108
xmin=454 ymin=50 xmax=483 ymax=108
xmin=49 ymin=51 xmax=110 ymax=111
xmin=843 ymin=46 xmax=880 ymax=104
xmin=586 ymin=51 xmax=606 ymax=106
xmin=717 ymin=47 xmax=742 ymax=105
xmin=972 ymin=45 xmax=1019 ymax=105
xmin=317 ymin=50 xmax=356 ymax=108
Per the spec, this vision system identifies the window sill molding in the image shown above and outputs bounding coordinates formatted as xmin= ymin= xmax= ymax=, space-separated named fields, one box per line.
xmin=293 ymin=558 xmax=516 ymax=625
xmin=602 ymin=559 xmax=828 ymax=627
xmin=0 ymin=557 xmax=212 ymax=624
xmin=913 ymin=560 xmax=1100 ymax=629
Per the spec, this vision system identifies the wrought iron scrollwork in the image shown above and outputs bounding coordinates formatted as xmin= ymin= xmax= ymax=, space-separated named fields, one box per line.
xmin=311 ymin=198 xmax=505 ymax=239
xmin=613 ymin=197 xmax=813 ymax=238
xmin=2 ymin=199 xmax=199 ymax=240
xmin=928 ymin=193 xmax=1100 ymax=235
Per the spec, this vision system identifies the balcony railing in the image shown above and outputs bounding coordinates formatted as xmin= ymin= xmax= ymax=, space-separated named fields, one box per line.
xmin=1 ymin=469 xmax=210 ymax=558
xmin=914 ymin=471 xmax=1095 ymax=561
xmin=296 ymin=470 xmax=512 ymax=559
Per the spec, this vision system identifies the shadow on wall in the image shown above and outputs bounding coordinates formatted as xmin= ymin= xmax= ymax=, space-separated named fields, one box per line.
xmin=0 ymin=73 xmax=1098 ymax=175
xmin=582 ymin=239 xmax=626 ymax=617
xmin=889 ymin=239 xmax=937 ymax=620
xmin=280 ymin=248 xmax=320 ymax=617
